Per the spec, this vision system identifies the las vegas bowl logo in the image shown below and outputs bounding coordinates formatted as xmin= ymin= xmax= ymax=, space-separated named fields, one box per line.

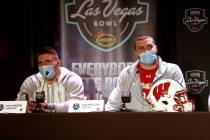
xmin=185 ymin=70 xmax=208 ymax=94
xmin=183 ymin=8 xmax=208 ymax=32
xmin=65 ymin=0 xmax=149 ymax=52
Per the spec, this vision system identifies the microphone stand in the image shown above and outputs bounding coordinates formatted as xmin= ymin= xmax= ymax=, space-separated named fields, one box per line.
xmin=33 ymin=75 xmax=46 ymax=113
xmin=120 ymin=94 xmax=133 ymax=112
xmin=33 ymin=91 xmax=45 ymax=113
xmin=120 ymin=71 xmax=139 ymax=112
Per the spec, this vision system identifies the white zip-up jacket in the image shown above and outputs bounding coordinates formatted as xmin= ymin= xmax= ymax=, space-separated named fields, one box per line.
xmin=105 ymin=57 xmax=186 ymax=112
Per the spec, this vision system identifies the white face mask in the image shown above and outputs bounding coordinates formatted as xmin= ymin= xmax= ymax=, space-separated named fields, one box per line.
xmin=38 ymin=65 xmax=56 ymax=80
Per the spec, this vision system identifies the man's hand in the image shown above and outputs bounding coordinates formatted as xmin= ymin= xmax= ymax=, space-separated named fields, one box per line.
xmin=39 ymin=103 xmax=48 ymax=111
xmin=28 ymin=101 xmax=48 ymax=112
xmin=28 ymin=101 xmax=37 ymax=112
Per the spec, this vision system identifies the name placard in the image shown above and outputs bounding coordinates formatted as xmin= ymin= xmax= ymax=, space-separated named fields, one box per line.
xmin=0 ymin=101 xmax=27 ymax=113
xmin=68 ymin=100 xmax=104 ymax=112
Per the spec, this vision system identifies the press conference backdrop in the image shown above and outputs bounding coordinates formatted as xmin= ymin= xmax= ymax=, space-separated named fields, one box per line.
xmin=60 ymin=0 xmax=210 ymax=111
xmin=0 ymin=0 xmax=209 ymax=111
xmin=175 ymin=1 xmax=210 ymax=111
xmin=60 ymin=0 xmax=157 ymax=101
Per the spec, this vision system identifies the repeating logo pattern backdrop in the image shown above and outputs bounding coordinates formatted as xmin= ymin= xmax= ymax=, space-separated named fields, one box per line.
xmin=60 ymin=0 xmax=157 ymax=100
xmin=177 ymin=2 xmax=210 ymax=111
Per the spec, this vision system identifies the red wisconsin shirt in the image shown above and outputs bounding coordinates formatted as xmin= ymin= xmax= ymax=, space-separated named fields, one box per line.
xmin=138 ymin=63 xmax=159 ymax=99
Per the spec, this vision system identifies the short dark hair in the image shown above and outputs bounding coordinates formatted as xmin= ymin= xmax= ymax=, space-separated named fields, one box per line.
xmin=134 ymin=35 xmax=156 ymax=50
xmin=36 ymin=47 xmax=58 ymax=59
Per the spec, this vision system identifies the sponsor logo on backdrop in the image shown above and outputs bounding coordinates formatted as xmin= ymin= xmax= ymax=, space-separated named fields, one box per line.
xmin=185 ymin=70 xmax=208 ymax=94
xmin=183 ymin=8 xmax=208 ymax=32
xmin=65 ymin=0 xmax=149 ymax=52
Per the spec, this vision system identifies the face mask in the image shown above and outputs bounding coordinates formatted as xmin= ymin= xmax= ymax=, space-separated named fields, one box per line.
xmin=139 ymin=51 xmax=157 ymax=65
xmin=39 ymin=65 xmax=56 ymax=80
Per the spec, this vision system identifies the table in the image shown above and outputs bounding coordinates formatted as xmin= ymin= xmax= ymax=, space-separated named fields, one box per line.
xmin=1 ymin=112 xmax=210 ymax=140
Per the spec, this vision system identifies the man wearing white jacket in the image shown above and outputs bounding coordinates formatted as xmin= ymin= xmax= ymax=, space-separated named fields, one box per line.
xmin=105 ymin=35 xmax=190 ymax=112
xmin=16 ymin=47 xmax=84 ymax=112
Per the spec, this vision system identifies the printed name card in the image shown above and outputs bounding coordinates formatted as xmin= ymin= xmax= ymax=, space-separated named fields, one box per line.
xmin=0 ymin=101 xmax=27 ymax=113
xmin=68 ymin=100 xmax=104 ymax=112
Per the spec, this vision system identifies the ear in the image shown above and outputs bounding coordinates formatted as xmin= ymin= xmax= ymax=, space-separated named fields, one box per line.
xmin=57 ymin=60 xmax=62 ymax=67
xmin=134 ymin=50 xmax=139 ymax=58
xmin=155 ymin=45 xmax=158 ymax=53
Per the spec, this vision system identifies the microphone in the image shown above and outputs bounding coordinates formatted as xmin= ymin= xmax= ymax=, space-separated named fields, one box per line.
xmin=36 ymin=72 xmax=46 ymax=104
xmin=33 ymin=73 xmax=46 ymax=113
xmin=35 ymin=91 xmax=45 ymax=104
xmin=33 ymin=91 xmax=45 ymax=113
xmin=120 ymin=70 xmax=139 ymax=112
